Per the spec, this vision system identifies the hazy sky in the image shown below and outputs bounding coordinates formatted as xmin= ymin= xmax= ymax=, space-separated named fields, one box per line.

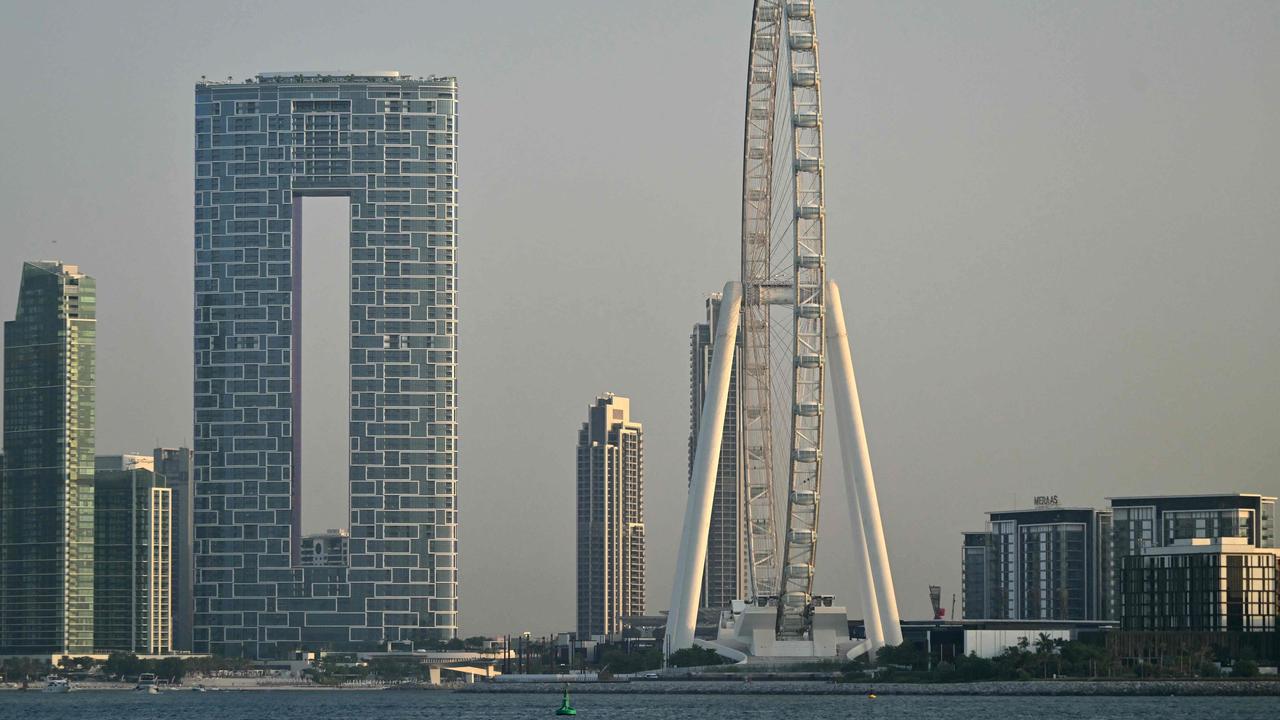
xmin=1 ymin=1 xmax=1277 ymax=636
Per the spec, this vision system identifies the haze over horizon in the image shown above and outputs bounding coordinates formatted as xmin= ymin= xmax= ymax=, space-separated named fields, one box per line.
xmin=1 ymin=0 xmax=1277 ymax=637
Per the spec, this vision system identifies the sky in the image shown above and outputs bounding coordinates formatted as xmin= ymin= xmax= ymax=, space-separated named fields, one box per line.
xmin=1 ymin=0 xmax=1278 ymax=637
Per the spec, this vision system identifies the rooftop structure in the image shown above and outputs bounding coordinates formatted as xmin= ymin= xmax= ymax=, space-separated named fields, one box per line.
xmin=196 ymin=71 xmax=454 ymax=87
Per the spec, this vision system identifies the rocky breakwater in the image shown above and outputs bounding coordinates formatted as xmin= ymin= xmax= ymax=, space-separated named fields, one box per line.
xmin=459 ymin=679 xmax=1280 ymax=696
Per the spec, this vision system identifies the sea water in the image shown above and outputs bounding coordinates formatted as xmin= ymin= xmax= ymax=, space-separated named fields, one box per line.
xmin=2 ymin=689 xmax=1276 ymax=720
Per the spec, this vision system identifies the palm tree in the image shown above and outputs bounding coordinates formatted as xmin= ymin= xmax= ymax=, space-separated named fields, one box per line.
xmin=1034 ymin=633 xmax=1056 ymax=678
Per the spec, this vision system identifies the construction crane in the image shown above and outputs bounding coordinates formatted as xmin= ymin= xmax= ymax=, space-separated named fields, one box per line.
xmin=929 ymin=585 xmax=945 ymax=620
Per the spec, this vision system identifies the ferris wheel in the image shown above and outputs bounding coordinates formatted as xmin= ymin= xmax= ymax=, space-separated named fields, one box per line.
xmin=737 ymin=0 xmax=827 ymax=638
xmin=666 ymin=0 xmax=903 ymax=657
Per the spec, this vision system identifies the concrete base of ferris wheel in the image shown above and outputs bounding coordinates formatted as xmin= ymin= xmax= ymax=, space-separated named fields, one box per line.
xmin=698 ymin=603 xmax=873 ymax=662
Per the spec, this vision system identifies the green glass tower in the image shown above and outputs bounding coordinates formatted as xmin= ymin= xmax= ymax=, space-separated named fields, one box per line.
xmin=0 ymin=261 xmax=97 ymax=654
xmin=94 ymin=466 xmax=171 ymax=654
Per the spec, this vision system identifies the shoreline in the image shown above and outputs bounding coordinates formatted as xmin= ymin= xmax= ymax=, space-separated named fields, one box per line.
xmin=457 ymin=679 xmax=1280 ymax=696
xmin=7 ymin=678 xmax=1279 ymax=696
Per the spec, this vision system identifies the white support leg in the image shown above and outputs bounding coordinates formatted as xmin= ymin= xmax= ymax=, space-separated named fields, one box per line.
xmin=843 ymin=463 xmax=885 ymax=652
xmin=826 ymin=284 xmax=884 ymax=654
xmin=665 ymin=281 xmax=742 ymax=657
xmin=825 ymin=280 xmax=903 ymax=648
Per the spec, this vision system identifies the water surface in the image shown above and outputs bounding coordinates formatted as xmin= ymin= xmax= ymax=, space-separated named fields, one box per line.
xmin=4 ymin=690 xmax=1275 ymax=719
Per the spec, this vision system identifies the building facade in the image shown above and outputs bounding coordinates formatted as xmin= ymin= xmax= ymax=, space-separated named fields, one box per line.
xmin=93 ymin=466 xmax=172 ymax=654
xmin=301 ymin=529 xmax=351 ymax=567
xmin=96 ymin=454 xmax=155 ymax=472
xmin=962 ymin=531 xmax=1003 ymax=620
xmin=194 ymin=71 xmax=459 ymax=657
xmin=961 ymin=506 xmax=1112 ymax=621
xmin=689 ymin=293 xmax=743 ymax=610
xmin=1121 ymin=537 xmax=1280 ymax=632
xmin=1109 ymin=494 xmax=1276 ymax=619
xmin=0 ymin=261 xmax=97 ymax=654
xmin=154 ymin=447 xmax=195 ymax=652
xmin=576 ymin=395 xmax=645 ymax=638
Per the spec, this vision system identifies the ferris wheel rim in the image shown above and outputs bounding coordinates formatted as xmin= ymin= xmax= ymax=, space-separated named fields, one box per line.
xmin=738 ymin=0 xmax=827 ymax=636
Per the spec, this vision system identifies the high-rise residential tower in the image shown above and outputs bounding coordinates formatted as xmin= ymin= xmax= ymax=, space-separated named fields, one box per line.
xmin=154 ymin=447 xmax=194 ymax=652
xmin=194 ymin=72 xmax=459 ymax=657
xmin=0 ymin=261 xmax=97 ymax=654
xmin=93 ymin=463 xmax=172 ymax=654
xmin=689 ymin=293 xmax=743 ymax=610
xmin=576 ymin=394 xmax=645 ymax=639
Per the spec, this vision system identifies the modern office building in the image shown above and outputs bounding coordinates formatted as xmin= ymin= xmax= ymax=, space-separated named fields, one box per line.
xmin=688 ymin=293 xmax=743 ymax=610
xmin=194 ymin=71 xmax=459 ymax=657
xmin=1120 ymin=537 xmax=1280 ymax=632
xmin=300 ymin=529 xmax=351 ymax=567
xmin=93 ymin=465 xmax=172 ymax=654
xmin=1108 ymin=493 xmax=1276 ymax=619
xmin=0 ymin=261 xmax=97 ymax=655
xmin=576 ymin=394 xmax=646 ymax=639
xmin=154 ymin=447 xmax=195 ymax=652
xmin=961 ymin=505 xmax=1112 ymax=621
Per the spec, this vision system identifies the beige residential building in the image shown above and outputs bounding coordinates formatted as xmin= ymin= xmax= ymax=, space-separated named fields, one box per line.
xmin=576 ymin=394 xmax=645 ymax=639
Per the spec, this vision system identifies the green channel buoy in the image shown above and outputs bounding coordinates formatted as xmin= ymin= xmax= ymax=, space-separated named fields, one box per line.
xmin=555 ymin=685 xmax=577 ymax=716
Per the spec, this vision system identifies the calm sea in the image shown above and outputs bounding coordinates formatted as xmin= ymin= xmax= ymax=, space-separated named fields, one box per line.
xmin=1 ymin=690 xmax=1276 ymax=720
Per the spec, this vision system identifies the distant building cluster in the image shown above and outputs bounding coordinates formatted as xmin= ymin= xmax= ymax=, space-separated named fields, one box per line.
xmin=962 ymin=494 xmax=1279 ymax=632
xmin=2 ymin=66 xmax=462 ymax=663
xmin=0 ymin=261 xmax=195 ymax=657
xmin=1 ymin=68 xmax=1276 ymax=669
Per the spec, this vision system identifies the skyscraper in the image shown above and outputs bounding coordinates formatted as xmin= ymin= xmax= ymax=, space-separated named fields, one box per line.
xmin=194 ymin=71 xmax=459 ymax=657
xmin=576 ymin=394 xmax=645 ymax=639
xmin=689 ymin=293 xmax=743 ymax=610
xmin=0 ymin=261 xmax=97 ymax=655
xmin=154 ymin=447 xmax=194 ymax=652
xmin=93 ymin=463 xmax=172 ymax=654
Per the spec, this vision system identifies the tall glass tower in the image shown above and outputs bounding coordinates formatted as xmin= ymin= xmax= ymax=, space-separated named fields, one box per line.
xmin=194 ymin=72 xmax=458 ymax=657
xmin=689 ymin=293 xmax=743 ymax=610
xmin=0 ymin=261 xmax=97 ymax=654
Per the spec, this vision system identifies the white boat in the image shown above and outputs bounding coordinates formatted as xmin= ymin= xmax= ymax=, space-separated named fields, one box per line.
xmin=135 ymin=672 xmax=159 ymax=693
xmin=43 ymin=677 xmax=71 ymax=693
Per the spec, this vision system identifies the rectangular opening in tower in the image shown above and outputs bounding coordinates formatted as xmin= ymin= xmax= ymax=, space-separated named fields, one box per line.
xmin=298 ymin=195 xmax=351 ymax=537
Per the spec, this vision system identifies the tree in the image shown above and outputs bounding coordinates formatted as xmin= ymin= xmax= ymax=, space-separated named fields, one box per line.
xmin=1231 ymin=659 xmax=1259 ymax=678
xmin=369 ymin=657 xmax=427 ymax=681
xmin=666 ymin=646 xmax=725 ymax=669
xmin=103 ymin=652 xmax=144 ymax=680
xmin=157 ymin=656 xmax=186 ymax=682
xmin=876 ymin=641 xmax=928 ymax=671
xmin=444 ymin=637 xmax=466 ymax=651
xmin=597 ymin=647 xmax=664 ymax=674
xmin=1 ymin=657 xmax=52 ymax=683
xmin=952 ymin=653 xmax=998 ymax=681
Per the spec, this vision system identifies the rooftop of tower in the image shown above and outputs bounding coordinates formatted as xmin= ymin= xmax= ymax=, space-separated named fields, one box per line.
xmin=197 ymin=71 xmax=455 ymax=87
